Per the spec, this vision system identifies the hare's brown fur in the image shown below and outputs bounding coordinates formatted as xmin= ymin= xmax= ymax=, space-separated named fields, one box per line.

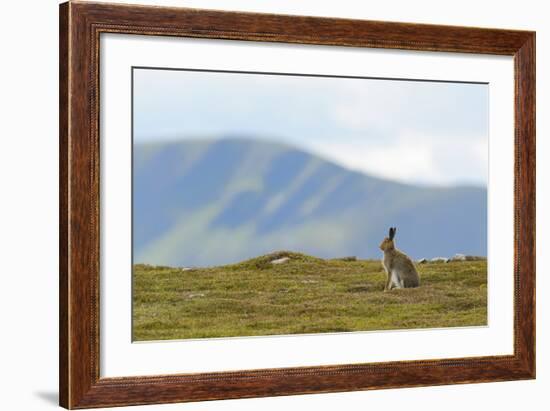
xmin=379 ymin=227 xmax=420 ymax=291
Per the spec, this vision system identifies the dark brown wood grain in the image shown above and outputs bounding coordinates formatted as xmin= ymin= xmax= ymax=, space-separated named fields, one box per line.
xmin=514 ymin=34 xmax=536 ymax=374
xmin=59 ymin=2 xmax=69 ymax=407
xmin=59 ymin=1 xmax=536 ymax=409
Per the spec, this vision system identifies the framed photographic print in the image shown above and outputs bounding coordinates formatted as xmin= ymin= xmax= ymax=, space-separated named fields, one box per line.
xmin=59 ymin=1 xmax=535 ymax=409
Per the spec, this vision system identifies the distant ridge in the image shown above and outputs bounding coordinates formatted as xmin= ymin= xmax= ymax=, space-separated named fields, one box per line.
xmin=133 ymin=138 xmax=487 ymax=267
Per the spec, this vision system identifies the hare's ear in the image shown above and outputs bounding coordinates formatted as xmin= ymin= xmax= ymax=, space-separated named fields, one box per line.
xmin=389 ymin=227 xmax=396 ymax=240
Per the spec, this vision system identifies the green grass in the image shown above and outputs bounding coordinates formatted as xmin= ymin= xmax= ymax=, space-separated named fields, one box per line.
xmin=132 ymin=251 xmax=487 ymax=341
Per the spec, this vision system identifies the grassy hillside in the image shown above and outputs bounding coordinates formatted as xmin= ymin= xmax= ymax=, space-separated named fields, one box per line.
xmin=133 ymin=138 xmax=487 ymax=267
xmin=133 ymin=252 xmax=487 ymax=341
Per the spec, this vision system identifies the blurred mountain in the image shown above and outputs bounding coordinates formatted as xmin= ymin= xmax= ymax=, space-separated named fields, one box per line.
xmin=133 ymin=138 xmax=487 ymax=267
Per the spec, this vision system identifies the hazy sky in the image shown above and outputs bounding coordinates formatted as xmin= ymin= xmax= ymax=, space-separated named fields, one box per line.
xmin=133 ymin=68 xmax=488 ymax=187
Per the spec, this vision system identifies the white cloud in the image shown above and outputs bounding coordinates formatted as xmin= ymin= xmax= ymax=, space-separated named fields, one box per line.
xmin=134 ymin=68 xmax=488 ymax=187
xmin=306 ymin=131 xmax=487 ymax=187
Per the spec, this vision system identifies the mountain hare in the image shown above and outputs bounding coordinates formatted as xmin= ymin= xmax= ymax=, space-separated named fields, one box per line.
xmin=379 ymin=227 xmax=420 ymax=291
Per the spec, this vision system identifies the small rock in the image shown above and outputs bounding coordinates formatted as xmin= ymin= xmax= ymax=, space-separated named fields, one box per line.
xmin=450 ymin=254 xmax=467 ymax=262
xmin=301 ymin=279 xmax=318 ymax=284
xmin=271 ymin=257 xmax=290 ymax=265
xmin=417 ymin=258 xmax=428 ymax=264
xmin=465 ymin=255 xmax=486 ymax=261
xmin=430 ymin=257 xmax=449 ymax=263
xmin=181 ymin=267 xmax=194 ymax=272
xmin=186 ymin=293 xmax=205 ymax=298
xmin=333 ymin=256 xmax=357 ymax=262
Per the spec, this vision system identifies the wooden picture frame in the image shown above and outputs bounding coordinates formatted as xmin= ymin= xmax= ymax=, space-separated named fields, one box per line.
xmin=59 ymin=1 xmax=535 ymax=408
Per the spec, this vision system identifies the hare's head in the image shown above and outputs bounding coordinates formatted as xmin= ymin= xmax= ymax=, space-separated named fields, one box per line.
xmin=379 ymin=227 xmax=396 ymax=251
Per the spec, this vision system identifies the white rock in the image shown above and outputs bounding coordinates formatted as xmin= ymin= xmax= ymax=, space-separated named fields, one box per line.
xmin=417 ymin=258 xmax=428 ymax=264
xmin=451 ymin=254 xmax=467 ymax=262
xmin=271 ymin=257 xmax=290 ymax=265
xmin=430 ymin=257 xmax=449 ymax=263
xmin=187 ymin=293 xmax=205 ymax=298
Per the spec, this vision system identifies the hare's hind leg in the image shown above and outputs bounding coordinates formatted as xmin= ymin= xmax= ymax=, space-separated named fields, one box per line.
xmin=383 ymin=266 xmax=392 ymax=291
xmin=385 ymin=270 xmax=401 ymax=291
xmin=391 ymin=271 xmax=403 ymax=289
